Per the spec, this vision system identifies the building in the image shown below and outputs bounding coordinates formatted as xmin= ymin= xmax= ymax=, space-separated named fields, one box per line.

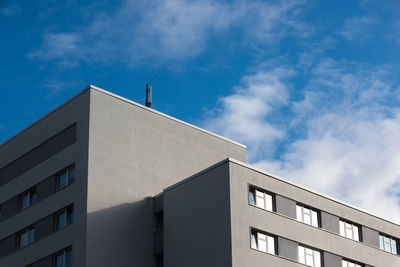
xmin=0 ymin=85 xmax=399 ymax=267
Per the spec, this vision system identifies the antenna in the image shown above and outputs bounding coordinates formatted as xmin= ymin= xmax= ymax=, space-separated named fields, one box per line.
xmin=145 ymin=76 xmax=157 ymax=108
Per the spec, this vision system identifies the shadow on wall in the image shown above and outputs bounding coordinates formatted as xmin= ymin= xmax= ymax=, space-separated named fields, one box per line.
xmin=86 ymin=198 xmax=154 ymax=267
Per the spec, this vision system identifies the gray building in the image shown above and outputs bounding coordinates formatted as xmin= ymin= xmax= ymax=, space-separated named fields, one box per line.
xmin=0 ymin=85 xmax=399 ymax=267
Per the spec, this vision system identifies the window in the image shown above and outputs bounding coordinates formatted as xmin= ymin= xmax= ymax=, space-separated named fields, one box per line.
xmin=296 ymin=205 xmax=319 ymax=227
xmin=298 ymin=245 xmax=321 ymax=267
xmin=57 ymin=167 xmax=75 ymax=189
xmin=342 ymin=259 xmax=362 ymax=267
xmin=339 ymin=220 xmax=360 ymax=241
xmin=18 ymin=227 xmax=35 ymax=248
xmin=379 ymin=234 xmax=398 ymax=254
xmin=20 ymin=188 xmax=37 ymax=210
xmin=249 ymin=187 xmax=273 ymax=211
xmin=54 ymin=248 xmax=72 ymax=267
xmin=154 ymin=252 xmax=163 ymax=267
xmin=250 ymin=229 xmax=276 ymax=254
xmin=56 ymin=206 xmax=74 ymax=230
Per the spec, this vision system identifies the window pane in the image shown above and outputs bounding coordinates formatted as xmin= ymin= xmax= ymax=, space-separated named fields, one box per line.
xmin=353 ymin=225 xmax=359 ymax=241
xmin=305 ymin=253 xmax=313 ymax=266
xmin=249 ymin=190 xmax=255 ymax=205
xmin=340 ymin=221 xmax=345 ymax=236
xmin=59 ymin=173 xmax=67 ymax=188
xmin=314 ymin=251 xmax=321 ymax=267
xmin=296 ymin=205 xmax=302 ymax=222
xmin=342 ymin=260 xmax=347 ymax=267
xmin=30 ymin=190 xmax=37 ymax=205
xmin=22 ymin=194 xmax=29 ymax=209
xmin=379 ymin=235 xmax=384 ymax=249
xmin=56 ymin=254 xmax=64 ymax=267
xmin=267 ymin=235 xmax=275 ymax=254
xmin=298 ymin=246 xmax=305 ymax=264
xmin=57 ymin=212 xmax=66 ymax=229
xmin=19 ymin=231 xmax=28 ymax=248
xmin=265 ymin=194 xmax=273 ymax=211
xmin=392 ymin=239 xmax=397 ymax=254
xmin=256 ymin=190 xmax=265 ymax=209
xmin=346 ymin=225 xmax=353 ymax=239
xmin=257 ymin=233 xmax=267 ymax=252
xmin=28 ymin=229 xmax=35 ymax=244
xmin=250 ymin=232 xmax=257 ymax=249
xmin=348 ymin=263 xmax=355 ymax=267
xmin=311 ymin=211 xmax=318 ymax=227
xmin=67 ymin=209 xmax=73 ymax=225
xmin=385 ymin=237 xmax=391 ymax=252
xmin=65 ymin=249 xmax=72 ymax=266
xmin=68 ymin=168 xmax=75 ymax=184
xmin=304 ymin=213 xmax=311 ymax=225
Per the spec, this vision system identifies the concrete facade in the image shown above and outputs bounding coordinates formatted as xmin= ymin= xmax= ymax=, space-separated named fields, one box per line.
xmin=1 ymin=85 xmax=399 ymax=267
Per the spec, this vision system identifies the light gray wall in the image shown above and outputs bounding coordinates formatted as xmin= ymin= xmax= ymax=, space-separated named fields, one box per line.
xmin=85 ymin=88 xmax=246 ymax=267
xmin=228 ymin=160 xmax=400 ymax=267
xmin=164 ymin=162 xmax=232 ymax=267
xmin=0 ymin=90 xmax=90 ymax=267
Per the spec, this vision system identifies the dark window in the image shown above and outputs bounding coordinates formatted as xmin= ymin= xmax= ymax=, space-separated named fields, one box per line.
xmin=56 ymin=206 xmax=74 ymax=230
xmin=57 ymin=167 xmax=75 ymax=190
xmin=18 ymin=227 xmax=35 ymax=248
xmin=154 ymin=211 xmax=163 ymax=230
xmin=154 ymin=252 xmax=163 ymax=267
xmin=19 ymin=188 xmax=37 ymax=210
xmin=54 ymin=248 xmax=72 ymax=267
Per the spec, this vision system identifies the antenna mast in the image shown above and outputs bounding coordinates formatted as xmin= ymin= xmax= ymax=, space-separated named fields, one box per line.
xmin=145 ymin=76 xmax=157 ymax=108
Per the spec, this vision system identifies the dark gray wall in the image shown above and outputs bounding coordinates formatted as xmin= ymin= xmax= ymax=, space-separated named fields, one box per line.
xmin=164 ymin=162 xmax=232 ymax=267
xmin=85 ymin=87 xmax=246 ymax=267
xmin=276 ymin=195 xmax=296 ymax=219
xmin=321 ymin=211 xmax=340 ymax=234
xmin=277 ymin=237 xmax=298 ymax=261
xmin=0 ymin=89 xmax=90 ymax=267
xmin=323 ymin=251 xmax=341 ymax=267
xmin=362 ymin=226 xmax=380 ymax=247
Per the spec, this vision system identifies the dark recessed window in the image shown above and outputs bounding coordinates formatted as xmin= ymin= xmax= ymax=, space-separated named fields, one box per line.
xmin=154 ymin=211 xmax=164 ymax=230
xmin=18 ymin=227 xmax=35 ymax=248
xmin=20 ymin=188 xmax=37 ymax=210
xmin=56 ymin=206 xmax=74 ymax=230
xmin=54 ymin=248 xmax=72 ymax=267
xmin=154 ymin=252 xmax=163 ymax=267
xmin=57 ymin=167 xmax=75 ymax=190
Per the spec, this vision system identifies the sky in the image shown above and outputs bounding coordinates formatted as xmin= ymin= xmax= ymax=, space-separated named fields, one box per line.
xmin=1 ymin=0 xmax=400 ymax=222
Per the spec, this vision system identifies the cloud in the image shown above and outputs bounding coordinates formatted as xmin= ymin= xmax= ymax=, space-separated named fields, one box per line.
xmin=340 ymin=16 xmax=378 ymax=41
xmin=203 ymin=59 xmax=400 ymax=222
xmin=28 ymin=0 xmax=309 ymax=67
xmin=42 ymin=79 xmax=79 ymax=97
xmin=202 ymin=67 xmax=293 ymax=161
xmin=0 ymin=5 xmax=22 ymax=16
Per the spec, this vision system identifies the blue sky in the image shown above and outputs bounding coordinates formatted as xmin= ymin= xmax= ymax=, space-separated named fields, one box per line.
xmin=1 ymin=0 xmax=400 ymax=222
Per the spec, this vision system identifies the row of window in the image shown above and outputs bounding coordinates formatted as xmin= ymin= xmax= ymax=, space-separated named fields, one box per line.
xmin=26 ymin=247 xmax=72 ymax=267
xmin=0 ymin=165 xmax=75 ymax=221
xmin=249 ymin=186 xmax=399 ymax=255
xmin=17 ymin=206 xmax=73 ymax=249
xmin=251 ymin=229 xmax=365 ymax=267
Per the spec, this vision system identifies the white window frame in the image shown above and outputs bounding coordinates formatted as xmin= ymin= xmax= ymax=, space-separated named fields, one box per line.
xmin=339 ymin=220 xmax=360 ymax=241
xmin=250 ymin=230 xmax=276 ymax=255
xmin=296 ymin=205 xmax=319 ymax=227
xmin=298 ymin=245 xmax=321 ymax=267
xmin=342 ymin=259 xmax=362 ymax=267
xmin=379 ymin=234 xmax=398 ymax=254
xmin=254 ymin=189 xmax=273 ymax=211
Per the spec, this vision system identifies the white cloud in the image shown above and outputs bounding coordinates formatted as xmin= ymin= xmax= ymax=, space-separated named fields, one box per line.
xmin=42 ymin=79 xmax=79 ymax=97
xmin=28 ymin=0 xmax=309 ymax=67
xmin=340 ymin=16 xmax=378 ymax=41
xmin=204 ymin=59 xmax=400 ymax=223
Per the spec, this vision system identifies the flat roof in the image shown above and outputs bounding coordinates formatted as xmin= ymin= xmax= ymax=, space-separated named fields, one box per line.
xmin=0 ymin=85 xmax=246 ymax=149
xmin=163 ymin=158 xmax=400 ymax=227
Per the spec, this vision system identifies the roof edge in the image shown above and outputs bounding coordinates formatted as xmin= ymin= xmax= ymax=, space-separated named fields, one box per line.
xmin=227 ymin=158 xmax=400 ymax=227
xmin=89 ymin=85 xmax=246 ymax=149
